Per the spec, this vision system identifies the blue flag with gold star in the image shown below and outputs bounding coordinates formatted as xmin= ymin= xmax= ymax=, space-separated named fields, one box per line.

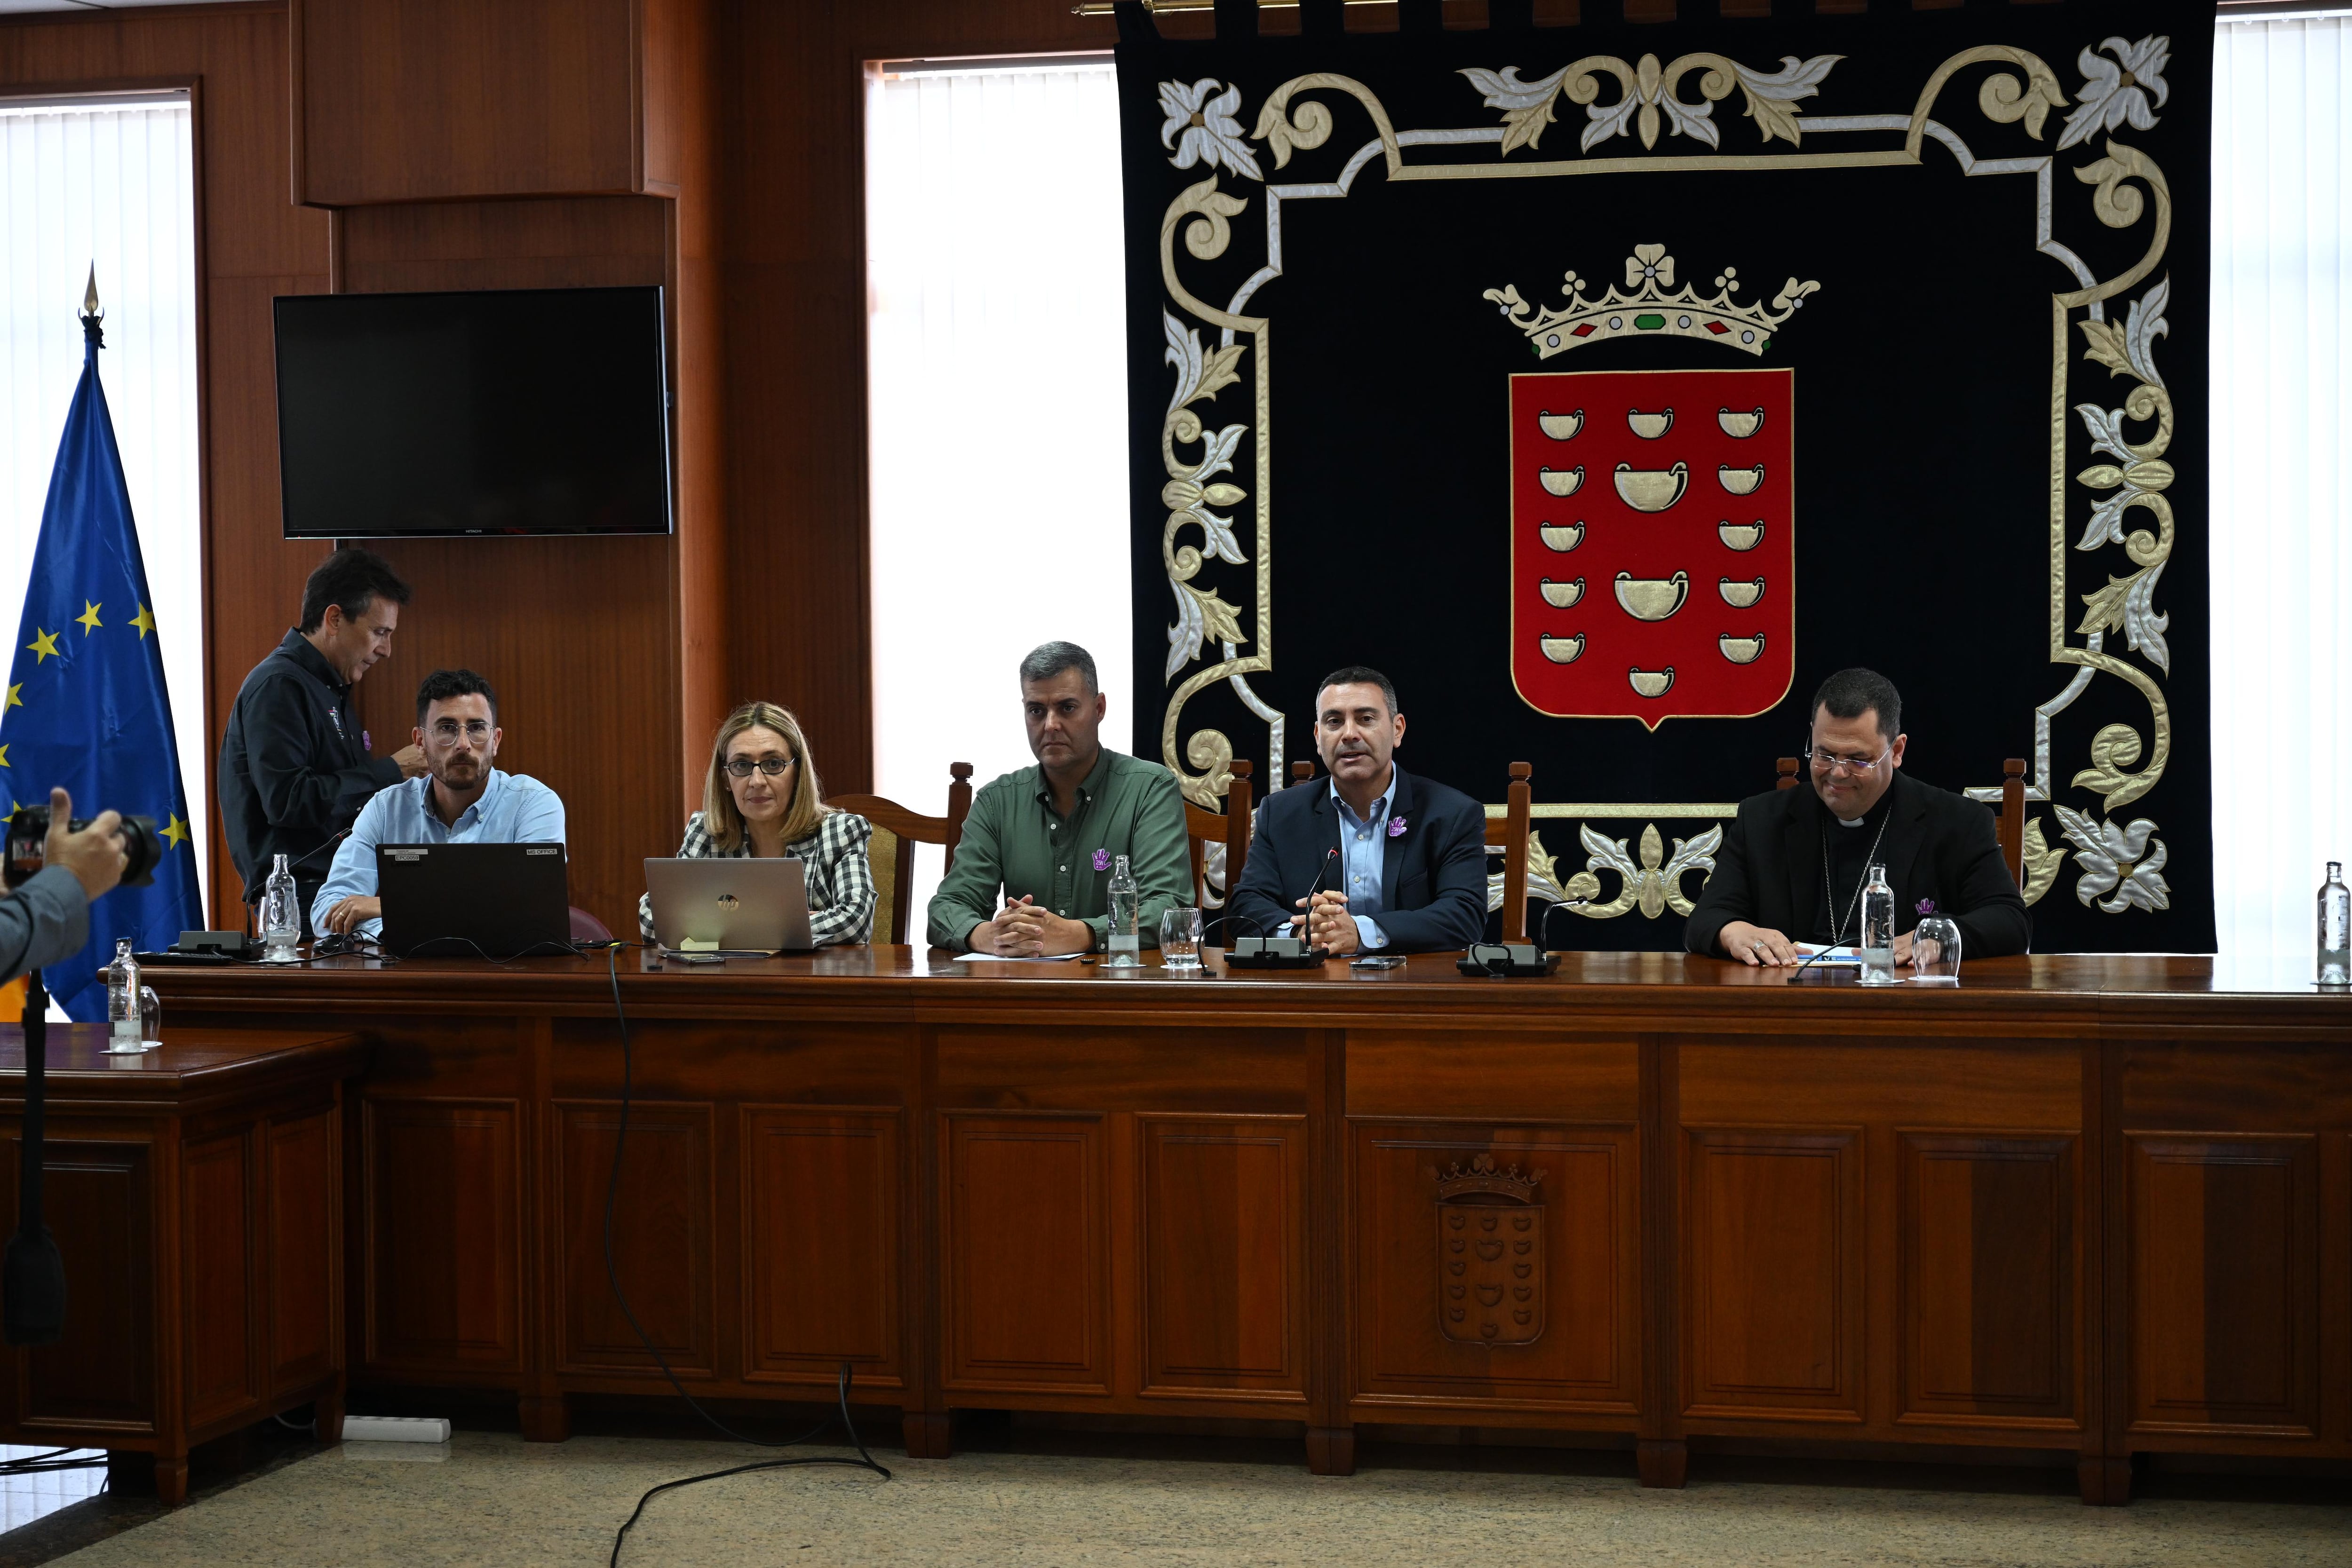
xmin=0 ymin=315 xmax=200 ymax=1018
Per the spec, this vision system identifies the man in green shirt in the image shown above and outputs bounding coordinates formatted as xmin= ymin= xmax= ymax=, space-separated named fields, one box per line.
xmin=926 ymin=641 xmax=1192 ymax=956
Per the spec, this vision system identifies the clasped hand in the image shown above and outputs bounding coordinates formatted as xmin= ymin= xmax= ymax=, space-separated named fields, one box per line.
xmin=1720 ymin=919 xmax=1918 ymax=969
xmin=972 ymin=895 xmax=1092 ymax=958
xmin=1291 ymin=889 xmax=1361 ymax=957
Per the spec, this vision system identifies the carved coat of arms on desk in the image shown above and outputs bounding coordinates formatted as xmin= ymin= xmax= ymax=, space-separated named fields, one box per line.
xmin=1436 ymin=1155 xmax=1547 ymax=1346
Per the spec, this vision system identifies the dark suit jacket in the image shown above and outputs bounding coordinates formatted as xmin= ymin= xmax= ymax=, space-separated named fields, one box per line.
xmin=1227 ymin=764 xmax=1487 ymax=954
xmin=1684 ymin=770 xmax=2031 ymax=960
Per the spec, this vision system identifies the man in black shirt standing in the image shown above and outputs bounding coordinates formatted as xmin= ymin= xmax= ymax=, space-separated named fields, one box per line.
xmin=1685 ymin=668 xmax=2030 ymax=967
xmin=218 ymin=549 xmax=426 ymax=933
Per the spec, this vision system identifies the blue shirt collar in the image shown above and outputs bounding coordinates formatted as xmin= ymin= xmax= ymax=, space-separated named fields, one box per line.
xmin=1328 ymin=766 xmax=1395 ymax=830
xmin=412 ymin=766 xmax=508 ymax=829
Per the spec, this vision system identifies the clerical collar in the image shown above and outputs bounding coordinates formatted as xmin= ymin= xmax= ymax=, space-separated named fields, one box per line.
xmin=1821 ymin=781 xmax=1895 ymax=833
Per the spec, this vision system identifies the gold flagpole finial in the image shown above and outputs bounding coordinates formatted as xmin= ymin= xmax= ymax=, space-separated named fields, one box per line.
xmin=81 ymin=263 xmax=100 ymax=319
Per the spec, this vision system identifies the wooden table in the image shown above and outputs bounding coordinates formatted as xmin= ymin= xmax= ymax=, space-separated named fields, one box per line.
xmin=0 ymin=1023 xmax=367 ymax=1503
xmin=145 ymin=949 xmax=2352 ymax=1504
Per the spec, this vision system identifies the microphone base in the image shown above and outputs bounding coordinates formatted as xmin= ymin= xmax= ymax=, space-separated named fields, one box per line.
xmin=1457 ymin=944 xmax=1560 ymax=977
xmin=1224 ymin=936 xmax=1326 ymax=970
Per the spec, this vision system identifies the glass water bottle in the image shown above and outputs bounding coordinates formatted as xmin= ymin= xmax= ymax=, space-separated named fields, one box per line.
xmin=1858 ymin=862 xmax=1899 ymax=985
xmin=1105 ymin=853 xmax=1142 ymax=968
xmin=2320 ymin=862 xmax=2350 ymax=988
xmin=106 ymin=938 xmax=141 ymax=1048
xmin=261 ymin=852 xmax=301 ymax=962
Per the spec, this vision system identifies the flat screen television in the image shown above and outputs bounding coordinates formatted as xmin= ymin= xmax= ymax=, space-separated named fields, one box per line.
xmin=273 ymin=285 xmax=672 ymax=538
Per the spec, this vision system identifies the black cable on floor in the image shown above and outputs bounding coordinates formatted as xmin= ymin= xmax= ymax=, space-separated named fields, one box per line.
xmin=0 ymin=1447 xmax=103 ymax=1474
xmin=599 ymin=942 xmax=889 ymax=1567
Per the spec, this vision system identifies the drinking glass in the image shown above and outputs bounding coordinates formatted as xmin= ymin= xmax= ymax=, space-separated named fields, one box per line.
xmin=140 ymin=985 xmax=162 ymax=1049
xmin=1160 ymin=908 xmax=1203 ymax=970
xmin=1909 ymin=916 xmax=1963 ymax=985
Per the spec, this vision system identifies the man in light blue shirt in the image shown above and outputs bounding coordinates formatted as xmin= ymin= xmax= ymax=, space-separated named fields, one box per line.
xmin=314 ymin=668 xmax=566 ymax=938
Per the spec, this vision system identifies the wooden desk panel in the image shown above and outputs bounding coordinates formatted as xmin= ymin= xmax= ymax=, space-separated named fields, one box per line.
xmin=145 ymin=950 xmax=2352 ymax=1501
xmin=0 ymin=1025 xmax=366 ymax=1504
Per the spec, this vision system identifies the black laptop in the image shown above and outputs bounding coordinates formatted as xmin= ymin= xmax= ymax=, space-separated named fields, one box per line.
xmin=376 ymin=842 xmax=571 ymax=958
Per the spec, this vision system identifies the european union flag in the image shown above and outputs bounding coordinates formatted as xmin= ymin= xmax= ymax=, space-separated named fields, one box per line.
xmin=0 ymin=306 xmax=201 ymax=1019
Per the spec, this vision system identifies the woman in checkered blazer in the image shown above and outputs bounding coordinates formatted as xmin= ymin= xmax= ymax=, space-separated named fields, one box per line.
xmin=636 ymin=701 xmax=875 ymax=946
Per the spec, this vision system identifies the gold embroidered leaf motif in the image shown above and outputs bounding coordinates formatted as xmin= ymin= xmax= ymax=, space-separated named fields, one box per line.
xmin=1976 ymin=59 xmax=2068 ymax=142
xmin=1194 ymin=343 xmax=1246 ymax=408
xmin=1185 ymin=583 xmax=1248 ymax=650
xmin=2018 ymin=818 xmax=2067 ymax=908
xmin=2077 ymin=317 xmax=2138 ymax=380
xmin=2076 ymin=573 xmax=2137 ymax=638
xmin=2070 ymin=723 xmax=2150 ymax=813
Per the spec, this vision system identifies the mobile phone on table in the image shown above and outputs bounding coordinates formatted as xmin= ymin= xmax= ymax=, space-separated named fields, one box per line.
xmin=1349 ymin=955 xmax=1406 ymax=970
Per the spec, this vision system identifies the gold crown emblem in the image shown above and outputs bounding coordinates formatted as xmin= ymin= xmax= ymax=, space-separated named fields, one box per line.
xmin=1486 ymin=244 xmax=1821 ymax=360
xmin=1434 ymin=1153 xmax=1546 ymax=1203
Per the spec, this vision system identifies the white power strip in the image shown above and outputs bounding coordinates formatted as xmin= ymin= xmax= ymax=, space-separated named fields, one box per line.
xmin=341 ymin=1416 xmax=451 ymax=1444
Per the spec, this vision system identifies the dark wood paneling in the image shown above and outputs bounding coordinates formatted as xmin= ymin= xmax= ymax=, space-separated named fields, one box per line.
xmin=1138 ymin=1114 xmax=1306 ymax=1395
xmin=335 ymin=197 xmax=680 ymax=939
xmin=20 ymin=1141 xmax=155 ymax=1429
xmin=1684 ymin=1128 xmax=1863 ymax=1420
xmin=363 ymin=1098 xmax=522 ymax=1374
xmin=1900 ymin=1133 xmax=2075 ymax=1424
xmin=293 ymin=0 xmax=640 ymax=205
xmin=741 ymin=1108 xmax=902 ymax=1386
xmin=556 ymin=1101 xmax=713 ymax=1376
xmin=941 ymin=1113 xmax=1107 ymax=1394
xmin=1352 ymin=1126 xmax=1638 ymax=1413
xmin=267 ymin=1109 xmax=338 ymax=1392
xmin=183 ymin=1132 xmax=255 ymax=1426
xmin=0 ymin=6 xmax=335 ymax=919
xmin=2128 ymin=1134 xmax=2320 ymax=1437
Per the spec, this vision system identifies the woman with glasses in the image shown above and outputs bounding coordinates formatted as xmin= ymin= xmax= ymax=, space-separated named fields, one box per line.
xmin=636 ymin=701 xmax=876 ymax=946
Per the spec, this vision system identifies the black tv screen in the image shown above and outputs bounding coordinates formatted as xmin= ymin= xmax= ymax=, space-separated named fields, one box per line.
xmin=274 ymin=285 xmax=672 ymax=538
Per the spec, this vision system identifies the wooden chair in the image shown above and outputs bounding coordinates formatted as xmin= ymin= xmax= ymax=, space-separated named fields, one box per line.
xmin=1184 ymin=760 xmax=1253 ymax=907
xmin=829 ymin=762 xmax=974 ymax=945
xmin=1772 ymin=755 xmax=2028 ymax=889
xmin=1486 ymin=761 xmax=1534 ymax=942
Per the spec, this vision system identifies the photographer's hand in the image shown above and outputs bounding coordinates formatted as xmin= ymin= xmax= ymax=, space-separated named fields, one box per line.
xmin=45 ymin=788 xmax=126 ymax=902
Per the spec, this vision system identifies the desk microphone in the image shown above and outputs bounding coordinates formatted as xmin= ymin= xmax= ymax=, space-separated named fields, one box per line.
xmin=1225 ymin=848 xmax=1341 ymax=970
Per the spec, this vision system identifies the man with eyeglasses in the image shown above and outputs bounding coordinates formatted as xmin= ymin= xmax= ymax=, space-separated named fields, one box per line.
xmin=312 ymin=668 xmax=567 ymax=939
xmin=1685 ymin=667 xmax=2029 ymax=967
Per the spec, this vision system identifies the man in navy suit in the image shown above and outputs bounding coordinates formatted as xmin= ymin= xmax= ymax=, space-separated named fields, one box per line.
xmin=1227 ymin=666 xmax=1487 ymax=955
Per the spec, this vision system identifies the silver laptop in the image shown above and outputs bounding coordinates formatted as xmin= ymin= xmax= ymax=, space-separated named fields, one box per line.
xmin=644 ymin=857 xmax=815 ymax=954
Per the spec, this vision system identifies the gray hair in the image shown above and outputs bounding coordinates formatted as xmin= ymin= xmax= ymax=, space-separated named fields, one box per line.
xmin=1018 ymin=641 xmax=1098 ymax=694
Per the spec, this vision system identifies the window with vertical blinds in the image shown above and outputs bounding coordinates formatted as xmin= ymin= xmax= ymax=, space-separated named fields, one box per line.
xmin=0 ymin=95 xmax=203 ymax=899
xmin=864 ymin=56 xmax=1129 ymax=922
xmin=2210 ymin=17 xmax=2350 ymax=961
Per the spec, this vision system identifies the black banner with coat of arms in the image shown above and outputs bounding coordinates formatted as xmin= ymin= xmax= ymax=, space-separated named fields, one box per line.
xmin=1120 ymin=0 xmax=2213 ymax=953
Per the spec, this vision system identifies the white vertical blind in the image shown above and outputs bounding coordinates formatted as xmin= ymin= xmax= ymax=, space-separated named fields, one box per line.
xmin=0 ymin=98 xmax=205 ymax=901
xmin=865 ymin=58 xmax=1130 ymax=924
xmin=2211 ymin=18 xmax=2351 ymax=960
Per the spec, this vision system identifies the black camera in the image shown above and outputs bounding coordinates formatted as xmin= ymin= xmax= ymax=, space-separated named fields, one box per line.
xmin=3 ymin=806 xmax=162 ymax=891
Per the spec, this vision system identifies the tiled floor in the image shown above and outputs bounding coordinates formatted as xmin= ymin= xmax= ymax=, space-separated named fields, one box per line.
xmin=0 ymin=1451 xmax=103 ymax=1536
xmin=11 ymin=1426 xmax=2348 ymax=1568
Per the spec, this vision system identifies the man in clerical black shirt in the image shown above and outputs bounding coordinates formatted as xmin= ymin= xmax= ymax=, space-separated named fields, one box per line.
xmin=1685 ymin=667 xmax=2030 ymax=966
xmin=218 ymin=548 xmax=426 ymax=934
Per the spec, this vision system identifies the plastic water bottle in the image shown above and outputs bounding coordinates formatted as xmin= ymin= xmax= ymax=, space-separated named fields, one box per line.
xmin=2320 ymin=862 xmax=2350 ymax=988
xmin=1105 ymin=853 xmax=1141 ymax=968
xmin=1858 ymin=862 xmax=1898 ymax=985
xmin=261 ymin=852 xmax=301 ymax=962
xmin=107 ymin=939 xmax=141 ymax=1047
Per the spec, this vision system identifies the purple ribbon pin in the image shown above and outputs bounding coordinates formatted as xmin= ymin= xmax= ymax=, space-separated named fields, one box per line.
xmin=1916 ymin=898 xmax=1937 ymax=916
xmin=1386 ymin=815 xmax=1407 ymax=838
xmin=1092 ymin=848 xmax=1111 ymax=872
